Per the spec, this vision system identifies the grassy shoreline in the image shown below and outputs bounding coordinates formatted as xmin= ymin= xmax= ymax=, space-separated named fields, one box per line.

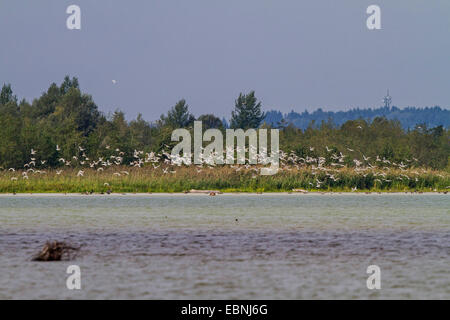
xmin=1 ymin=166 xmax=449 ymax=194
xmin=0 ymin=192 xmax=448 ymax=196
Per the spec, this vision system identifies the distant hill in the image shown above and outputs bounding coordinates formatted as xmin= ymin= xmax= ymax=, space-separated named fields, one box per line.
xmin=264 ymin=106 xmax=450 ymax=130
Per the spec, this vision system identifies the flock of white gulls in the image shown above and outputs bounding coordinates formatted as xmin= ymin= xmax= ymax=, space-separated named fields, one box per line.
xmin=3 ymin=142 xmax=449 ymax=191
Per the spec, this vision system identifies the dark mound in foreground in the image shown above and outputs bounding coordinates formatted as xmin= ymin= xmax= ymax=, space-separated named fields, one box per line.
xmin=32 ymin=241 xmax=79 ymax=261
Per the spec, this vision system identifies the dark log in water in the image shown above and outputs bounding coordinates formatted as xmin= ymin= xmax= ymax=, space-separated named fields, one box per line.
xmin=32 ymin=241 xmax=79 ymax=262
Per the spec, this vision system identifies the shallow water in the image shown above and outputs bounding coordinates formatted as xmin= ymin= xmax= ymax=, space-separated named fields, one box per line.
xmin=0 ymin=194 xmax=449 ymax=299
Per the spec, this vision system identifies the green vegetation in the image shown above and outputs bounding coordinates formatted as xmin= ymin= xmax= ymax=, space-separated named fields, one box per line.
xmin=1 ymin=167 xmax=448 ymax=194
xmin=230 ymin=91 xmax=265 ymax=129
xmin=0 ymin=76 xmax=449 ymax=194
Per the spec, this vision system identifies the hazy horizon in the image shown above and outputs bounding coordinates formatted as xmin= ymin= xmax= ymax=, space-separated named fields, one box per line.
xmin=1 ymin=0 xmax=450 ymax=120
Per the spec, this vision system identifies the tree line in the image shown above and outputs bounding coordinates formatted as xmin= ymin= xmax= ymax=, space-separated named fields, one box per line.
xmin=265 ymin=105 xmax=450 ymax=130
xmin=0 ymin=76 xmax=449 ymax=170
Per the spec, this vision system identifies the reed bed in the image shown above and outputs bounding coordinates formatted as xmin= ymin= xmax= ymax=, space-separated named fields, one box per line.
xmin=1 ymin=166 xmax=449 ymax=193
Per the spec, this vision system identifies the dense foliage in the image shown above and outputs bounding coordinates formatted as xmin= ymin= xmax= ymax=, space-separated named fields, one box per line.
xmin=0 ymin=77 xmax=449 ymax=171
xmin=230 ymin=91 xmax=265 ymax=129
xmin=1 ymin=166 xmax=448 ymax=193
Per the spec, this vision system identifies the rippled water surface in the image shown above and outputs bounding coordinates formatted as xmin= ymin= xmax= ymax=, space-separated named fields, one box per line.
xmin=0 ymin=194 xmax=449 ymax=299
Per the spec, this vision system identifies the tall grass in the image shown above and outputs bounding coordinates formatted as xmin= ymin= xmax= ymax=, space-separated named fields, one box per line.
xmin=1 ymin=166 xmax=449 ymax=193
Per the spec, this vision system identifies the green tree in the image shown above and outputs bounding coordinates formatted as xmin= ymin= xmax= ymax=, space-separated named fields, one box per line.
xmin=0 ymin=84 xmax=17 ymax=105
xmin=197 ymin=114 xmax=224 ymax=130
xmin=58 ymin=87 xmax=102 ymax=136
xmin=0 ymin=101 xmax=23 ymax=168
xmin=60 ymin=75 xmax=79 ymax=95
xmin=29 ymin=83 xmax=61 ymax=119
xmin=160 ymin=99 xmax=195 ymax=128
xmin=230 ymin=91 xmax=265 ymax=129
xmin=130 ymin=113 xmax=153 ymax=149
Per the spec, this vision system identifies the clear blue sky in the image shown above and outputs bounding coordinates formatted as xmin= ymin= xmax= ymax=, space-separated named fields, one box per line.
xmin=1 ymin=0 xmax=449 ymax=120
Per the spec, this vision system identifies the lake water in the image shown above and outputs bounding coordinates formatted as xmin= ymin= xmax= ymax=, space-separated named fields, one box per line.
xmin=0 ymin=194 xmax=449 ymax=299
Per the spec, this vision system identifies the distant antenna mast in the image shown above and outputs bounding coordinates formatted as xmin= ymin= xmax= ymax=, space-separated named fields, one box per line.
xmin=383 ymin=89 xmax=392 ymax=108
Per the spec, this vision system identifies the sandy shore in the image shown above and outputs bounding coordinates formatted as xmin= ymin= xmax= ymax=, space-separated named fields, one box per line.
xmin=0 ymin=192 xmax=447 ymax=197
